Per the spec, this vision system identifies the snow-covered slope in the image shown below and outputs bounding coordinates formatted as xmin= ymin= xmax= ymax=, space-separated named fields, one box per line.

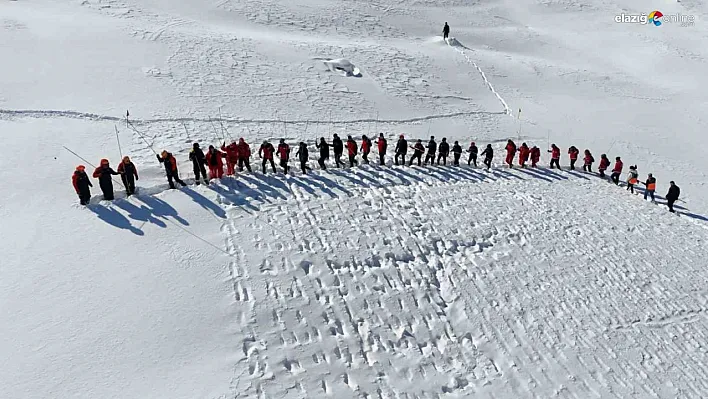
xmin=2 ymin=0 xmax=708 ymax=398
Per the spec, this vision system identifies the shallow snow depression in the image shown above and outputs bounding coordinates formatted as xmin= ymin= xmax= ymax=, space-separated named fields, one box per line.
xmin=323 ymin=59 xmax=362 ymax=77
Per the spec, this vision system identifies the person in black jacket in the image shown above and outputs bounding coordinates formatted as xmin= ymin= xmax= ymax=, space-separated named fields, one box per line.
xmin=437 ymin=138 xmax=450 ymax=165
xmin=480 ymin=144 xmax=493 ymax=170
xmin=188 ymin=142 xmax=209 ymax=185
xmin=157 ymin=151 xmax=187 ymax=189
xmin=467 ymin=141 xmax=478 ymax=167
xmin=92 ymin=159 xmax=121 ymax=200
xmin=332 ymin=134 xmax=344 ymax=168
xmin=295 ymin=142 xmax=311 ymax=174
xmin=666 ymin=181 xmax=680 ymax=213
xmin=409 ymin=140 xmax=425 ymax=166
xmin=72 ymin=165 xmax=93 ymax=205
xmin=424 ymin=136 xmax=437 ymax=165
xmin=117 ymin=156 xmax=139 ymax=196
xmin=452 ymin=141 xmax=462 ymax=166
xmin=443 ymin=22 xmax=450 ymax=40
xmin=395 ymin=134 xmax=407 ymax=166
xmin=316 ymin=137 xmax=330 ymax=170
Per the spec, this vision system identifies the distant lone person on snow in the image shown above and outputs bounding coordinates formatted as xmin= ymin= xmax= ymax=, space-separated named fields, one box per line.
xmin=443 ymin=22 xmax=450 ymax=40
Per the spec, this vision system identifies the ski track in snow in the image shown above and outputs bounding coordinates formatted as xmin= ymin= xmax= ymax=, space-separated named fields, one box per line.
xmin=0 ymin=108 xmax=506 ymax=125
xmin=111 ymin=162 xmax=707 ymax=399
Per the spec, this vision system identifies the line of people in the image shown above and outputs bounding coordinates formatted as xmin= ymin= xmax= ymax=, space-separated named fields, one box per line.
xmin=71 ymin=135 xmax=682 ymax=213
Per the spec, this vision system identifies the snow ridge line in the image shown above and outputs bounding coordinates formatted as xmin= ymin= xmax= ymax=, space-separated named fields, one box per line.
xmin=447 ymin=41 xmax=512 ymax=116
xmin=0 ymin=109 xmax=506 ymax=125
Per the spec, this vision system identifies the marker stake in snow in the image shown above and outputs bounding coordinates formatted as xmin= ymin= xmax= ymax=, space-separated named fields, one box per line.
xmin=517 ymin=108 xmax=522 ymax=141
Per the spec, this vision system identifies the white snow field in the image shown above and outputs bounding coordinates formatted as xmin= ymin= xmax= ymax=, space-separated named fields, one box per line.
xmin=2 ymin=0 xmax=708 ymax=398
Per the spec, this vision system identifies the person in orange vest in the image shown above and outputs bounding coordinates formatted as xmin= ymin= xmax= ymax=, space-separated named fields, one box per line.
xmin=568 ymin=146 xmax=579 ymax=170
xmin=346 ymin=135 xmax=358 ymax=167
xmin=72 ymin=165 xmax=93 ymax=205
xmin=205 ymin=145 xmax=225 ymax=179
xmin=117 ymin=156 xmax=139 ymax=196
xmin=548 ymin=144 xmax=561 ymax=169
xmin=518 ymin=143 xmax=530 ymax=167
xmin=92 ymin=158 xmax=121 ymax=200
xmin=221 ymin=141 xmax=239 ymax=176
xmin=641 ymin=173 xmax=657 ymax=202
xmin=360 ymin=135 xmax=372 ymax=164
xmin=626 ymin=165 xmax=639 ymax=193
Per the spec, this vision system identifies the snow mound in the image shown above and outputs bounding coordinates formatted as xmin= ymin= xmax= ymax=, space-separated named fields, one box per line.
xmin=323 ymin=58 xmax=362 ymax=77
xmin=445 ymin=37 xmax=466 ymax=48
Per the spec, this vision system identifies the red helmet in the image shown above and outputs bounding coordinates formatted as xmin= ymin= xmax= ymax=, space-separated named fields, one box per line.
xmin=100 ymin=159 xmax=109 ymax=165
xmin=76 ymin=165 xmax=86 ymax=171
xmin=399 ymin=134 xmax=404 ymax=138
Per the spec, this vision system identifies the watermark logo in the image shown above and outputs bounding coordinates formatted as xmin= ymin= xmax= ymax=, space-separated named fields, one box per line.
xmin=615 ymin=10 xmax=695 ymax=27
xmin=648 ymin=10 xmax=663 ymax=26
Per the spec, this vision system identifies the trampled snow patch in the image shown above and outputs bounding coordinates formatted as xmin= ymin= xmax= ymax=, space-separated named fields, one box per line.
xmin=323 ymin=58 xmax=362 ymax=77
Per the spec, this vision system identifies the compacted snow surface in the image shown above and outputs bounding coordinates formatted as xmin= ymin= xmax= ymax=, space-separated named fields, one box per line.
xmin=2 ymin=0 xmax=708 ymax=398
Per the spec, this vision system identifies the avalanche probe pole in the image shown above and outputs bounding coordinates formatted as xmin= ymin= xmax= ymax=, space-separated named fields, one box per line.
xmin=218 ymin=107 xmax=235 ymax=142
xmin=115 ymin=125 xmax=123 ymax=159
xmin=128 ymin=124 xmax=159 ymax=157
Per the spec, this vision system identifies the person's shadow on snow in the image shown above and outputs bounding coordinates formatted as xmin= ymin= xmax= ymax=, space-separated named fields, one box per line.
xmin=133 ymin=195 xmax=190 ymax=226
xmin=113 ymin=199 xmax=167 ymax=228
xmin=180 ymin=187 xmax=227 ymax=219
xmin=88 ymin=204 xmax=144 ymax=236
